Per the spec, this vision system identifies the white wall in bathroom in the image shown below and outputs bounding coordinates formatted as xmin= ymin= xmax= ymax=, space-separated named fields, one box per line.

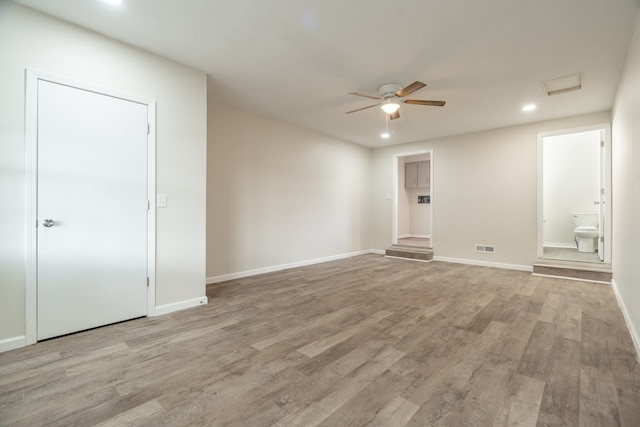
xmin=542 ymin=130 xmax=601 ymax=247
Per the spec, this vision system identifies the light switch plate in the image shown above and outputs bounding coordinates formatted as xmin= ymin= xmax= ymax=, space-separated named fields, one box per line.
xmin=158 ymin=193 xmax=167 ymax=208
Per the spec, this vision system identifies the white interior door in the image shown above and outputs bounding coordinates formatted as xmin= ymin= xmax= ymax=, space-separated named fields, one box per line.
xmin=37 ymin=80 xmax=149 ymax=340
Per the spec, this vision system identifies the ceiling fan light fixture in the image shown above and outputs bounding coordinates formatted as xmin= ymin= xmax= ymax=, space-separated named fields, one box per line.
xmin=380 ymin=99 xmax=400 ymax=114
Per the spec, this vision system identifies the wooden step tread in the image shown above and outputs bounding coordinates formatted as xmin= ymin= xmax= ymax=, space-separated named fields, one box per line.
xmin=387 ymin=244 xmax=433 ymax=253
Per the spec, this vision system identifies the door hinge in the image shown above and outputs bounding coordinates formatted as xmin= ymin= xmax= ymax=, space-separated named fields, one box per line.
xmin=600 ymin=236 xmax=604 ymax=243
xmin=148 ymin=200 xmax=150 ymax=210
xmin=147 ymin=277 xmax=150 ymax=287
xmin=601 ymin=188 xmax=605 ymax=195
xmin=600 ymin=140 xmax=605 ymax=147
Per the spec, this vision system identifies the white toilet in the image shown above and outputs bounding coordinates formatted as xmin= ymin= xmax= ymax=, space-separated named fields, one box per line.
xmin=572 ymin=211 xmax=599 ymax=252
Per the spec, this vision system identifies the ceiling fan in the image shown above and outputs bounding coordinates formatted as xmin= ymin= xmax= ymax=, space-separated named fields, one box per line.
xmin=346 ymin=81 xmax=445 ymax=120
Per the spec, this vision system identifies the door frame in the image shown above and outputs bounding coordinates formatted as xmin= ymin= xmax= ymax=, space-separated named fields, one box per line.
xmin=24 ymin=69 xmax=157 ymax=345
xmin=536 ymin=123 xmax=611 ymax=263
xmin=392 ymin=149 xmax=433 ymax=247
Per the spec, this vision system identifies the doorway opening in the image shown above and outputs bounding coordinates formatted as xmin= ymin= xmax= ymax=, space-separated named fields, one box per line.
xmin=537 ymin=124 xmax=611 ymax=265
xmin=392 ymin=150 xmax=433 ymax=249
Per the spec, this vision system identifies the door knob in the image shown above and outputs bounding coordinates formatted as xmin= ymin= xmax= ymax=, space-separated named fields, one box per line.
xmin=42 ymin=219 xmax=55 ymax=227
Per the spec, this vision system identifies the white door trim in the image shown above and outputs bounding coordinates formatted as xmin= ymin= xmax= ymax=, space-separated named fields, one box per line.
xmin=392 ymin=149 xmax=433 ymax=247
xmin=536 ymin=123 xmax=611 ymax=263
xmin=24 ymin=69 xmax=157 ymax=345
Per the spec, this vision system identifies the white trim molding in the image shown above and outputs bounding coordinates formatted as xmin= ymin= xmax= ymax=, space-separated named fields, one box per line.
xmin=154 ymin=297 xmax=209 ymax=316
xmin=207 ymin=250 xmax=533 ymax=286
xmin=611 ymin=279 xmax=640 ymax=362
xmin=0 ymin=336 xmax=27 ymax=353
xmin=537 ymin=123 xmax=612 ymax=263
xmin=433 ymin=256 xmax=533 ymax=272
xmin=207 ymin=250 xmax=373 ymax=284
xmin=384 ymin=256 xmax=432 ymax=264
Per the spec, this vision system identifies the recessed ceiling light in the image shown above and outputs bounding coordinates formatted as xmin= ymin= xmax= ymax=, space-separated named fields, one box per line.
xmin=522 ymin=104 xmax=536 ymax=112
xmin=104 ymin=0 xmax=122 ymax=5
xmin=381 ymin=132 xmax=390 ymax=139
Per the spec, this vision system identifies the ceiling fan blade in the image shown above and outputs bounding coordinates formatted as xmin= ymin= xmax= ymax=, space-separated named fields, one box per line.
xmin=404 ymin=99 xmax=446 ymax=107
xmin=345 ymin=103 xmax=380 ymax=114
xmin=349 ymin=92 xmax=381 ymax=100
xmin=389 ymin=110 xmax=400 ymax=120
xmin=395 ymin=81 xmax=426 ymax=98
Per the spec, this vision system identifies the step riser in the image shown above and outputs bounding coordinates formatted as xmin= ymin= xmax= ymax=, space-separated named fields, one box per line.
xmin=385 ymin=249 xmax=433 ymax=261
xmin=533 ymin=265 xmax=612 ymax=284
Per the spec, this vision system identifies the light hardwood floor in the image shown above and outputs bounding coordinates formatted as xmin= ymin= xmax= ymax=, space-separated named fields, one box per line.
xmin=1 ymin=255 xmax=639 ymax=426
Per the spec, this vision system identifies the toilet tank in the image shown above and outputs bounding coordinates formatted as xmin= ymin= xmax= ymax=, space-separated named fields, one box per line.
xmin=572 ymin=211 xmax=599 ymax=227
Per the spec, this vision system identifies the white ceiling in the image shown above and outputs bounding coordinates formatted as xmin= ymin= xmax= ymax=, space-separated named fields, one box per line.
xmin=13 ymin=0 xmax=639 ymax=148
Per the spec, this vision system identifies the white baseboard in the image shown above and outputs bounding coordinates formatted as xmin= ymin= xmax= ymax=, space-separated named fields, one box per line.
xmin=207 ymin=250 xmax=374 ymax=284
xmin=433 ymin=256 xmax=533 ymax=272
xmin=385 ymin=255 xmax=432 ymax=263
xmin=544 ymin=242 xmax=577 ymax=249
xmin=0 ymin=297 xmax=210 ymax=352
xmin=611 ymin=279 xmax=640 ymax=362
xmin=154 ymin=296 xmax=208 ymax=316
xmin=207 ymin=250 xmax=534 ymax=285
xmin=0 ymin=335 xmax=26 ymax=353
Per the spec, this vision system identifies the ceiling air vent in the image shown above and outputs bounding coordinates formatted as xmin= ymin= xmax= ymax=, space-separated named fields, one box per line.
xmin=542 ymin=73 xmax=583 ymax=96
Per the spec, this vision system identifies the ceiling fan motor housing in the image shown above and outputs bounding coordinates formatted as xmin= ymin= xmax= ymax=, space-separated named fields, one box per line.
xmin=379 ymin=83 xmax=402 ymax=99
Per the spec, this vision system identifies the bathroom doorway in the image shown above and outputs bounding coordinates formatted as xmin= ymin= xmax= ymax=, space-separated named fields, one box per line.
xmin=537 ymin=124 xmax=611 ymax=264
xmin=392 ymin=151 xmax=433 ymax=249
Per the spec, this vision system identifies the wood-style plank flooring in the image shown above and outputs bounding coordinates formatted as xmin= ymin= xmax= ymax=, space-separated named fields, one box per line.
xmin=1 ymin=254 xmax=639 ymax=426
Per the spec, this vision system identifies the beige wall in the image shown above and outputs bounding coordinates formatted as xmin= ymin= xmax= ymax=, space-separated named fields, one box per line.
xmin=3 ymin=2 xmax=637 ymax=358
xmin=370 ymin=111 xmax=611 ymax=268
xmin=612 ymin=10 xmax=640 ymax=354
xmin=0 ymin=3 xmax=207 ymax=348
xmin=206 ymin=102 xmax=371 ymax=280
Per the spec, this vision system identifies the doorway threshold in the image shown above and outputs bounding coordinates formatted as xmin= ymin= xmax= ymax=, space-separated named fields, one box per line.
xmin=532 ymin=258 xmax=612 ymax=284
